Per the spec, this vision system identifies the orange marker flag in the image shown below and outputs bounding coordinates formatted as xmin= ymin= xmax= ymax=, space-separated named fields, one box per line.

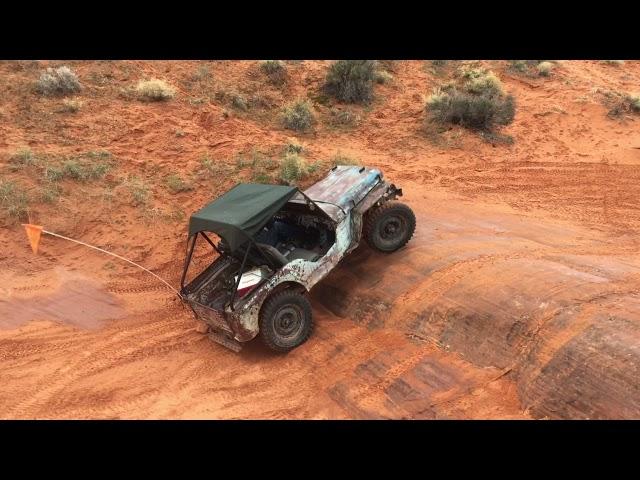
xmin=22 ymin=224 xmax=44 ymax=254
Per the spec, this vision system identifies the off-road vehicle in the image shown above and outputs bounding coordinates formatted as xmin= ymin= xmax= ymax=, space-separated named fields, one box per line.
xmin=180 ymin=165 xmax=416 ymax=352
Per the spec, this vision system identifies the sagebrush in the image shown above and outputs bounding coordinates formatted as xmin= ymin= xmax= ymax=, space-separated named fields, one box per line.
xmin=324 ymin=60 xmax=377 ymax=103
xmin=260 ymin=60 xmax=287 ymax=85
xmin=36 ymin=66 xmax=81 ymax=96
xmin=281 ymin=100 xmax=314 ymax=132
xmin=426 ymin=69 xmax=516 ymax=132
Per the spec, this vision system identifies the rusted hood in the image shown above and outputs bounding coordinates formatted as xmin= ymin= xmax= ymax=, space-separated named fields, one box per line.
xmin=303 ymin=166 xmax=383 ymax=221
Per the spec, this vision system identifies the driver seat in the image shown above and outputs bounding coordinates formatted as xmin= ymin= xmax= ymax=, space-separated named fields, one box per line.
xmin=256 ymin=243 xmax=289 ymax=268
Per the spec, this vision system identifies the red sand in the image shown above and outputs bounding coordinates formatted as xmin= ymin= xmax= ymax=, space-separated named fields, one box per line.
xmin=1 ymin=60 xmax=639 ymax=419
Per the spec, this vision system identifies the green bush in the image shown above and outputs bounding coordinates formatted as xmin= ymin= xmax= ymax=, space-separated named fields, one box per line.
xmin=324 ymin=60 xmax=377 ymax=103
xmin=259 ymin=60 xmax=287 ymax=85
xmin=281 ymin=99 xmax=314 ymax=132
xmin=426 ymin=88 xmax=515 ymax=131
xmin=426 ymin=69 xmax=516 ymax=132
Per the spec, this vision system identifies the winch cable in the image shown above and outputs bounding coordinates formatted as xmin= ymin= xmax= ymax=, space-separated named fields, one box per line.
xmin=24 ymin=225 xmax=182 ymax=299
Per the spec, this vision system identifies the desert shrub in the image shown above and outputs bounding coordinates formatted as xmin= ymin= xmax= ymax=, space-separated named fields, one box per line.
xmin=200 ymin=157 xmax=220 ymax=175
xmin=59 ymin=98 xmax=83 ymax=113
xmin=281 ymin=99 xmax=314 ymax=132
xmin=192 ymin=64 xmax=212 ymax=82
xmin=36 ymin=66 xmax=81 ymax=96
xmin=426 ymin=88 xmax=515 ymax=131
xmin=135 ymin=79 xmax=176 ymax=101
xmin=126 ymin=177 xmax=151 ymax=206
xmin=601 ymin=60 xmax=625 ymax=66
xmin=431 ymin=60 xmax=448 ymax=68
xmin=259 ymin=60 xmax=287 ymax=85
xmin=324 ymin=60 xmax=377 ymax=103
xmin=426 ymin=69 xmax=515 ymax=132
xmin=280 ymin=152 xmax=308 ymax=184
xmin=62 ymin=157 xmax=111 ymax=181
xmin=507 ymin=60 xmax=552 ymax=77
xmin=0 ymin=180 xmax=29 ymax=219
xmin=374 ymin=70 xmax=393 ymax=84
xmin=284 ymin=139 xmax=303 ymax=154
xmin=231 ymin=94 xmax=248 ymax=111
xmin=10 ymin=147 xmax=36 ymax=168
xmin=537 ymin=61 xmax=554 ymax=77
xmin=599 ymin=89 xmax=640 ymax=118
xmin=165 ymin=174 xmax=193 ymax=193
xmin=507 ymin=60 xmax=543 ymax=74
xmin=465 ymin=71 xmax=504 ymax=96
xmin=43 ymin=165 xmax=64 ymax=182
xmin=330 ymin=152 xmax=359 ymax=167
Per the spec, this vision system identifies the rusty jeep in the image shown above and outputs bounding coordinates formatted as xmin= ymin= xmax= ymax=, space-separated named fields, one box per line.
xmin=180 ymin=165 xmax=416 ymax=352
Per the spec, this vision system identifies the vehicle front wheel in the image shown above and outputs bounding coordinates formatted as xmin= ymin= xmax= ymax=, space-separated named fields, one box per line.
xmin=259 ymin=290 xmax=313 ymax=352
xmin=364 ymin=201 xmax=416 ymax=253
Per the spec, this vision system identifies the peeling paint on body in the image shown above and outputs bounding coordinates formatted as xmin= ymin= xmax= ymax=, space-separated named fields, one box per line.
xmin=184 ymin=166 xmax=403 ymax=348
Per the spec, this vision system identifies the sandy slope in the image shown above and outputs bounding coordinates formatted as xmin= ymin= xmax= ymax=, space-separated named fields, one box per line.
xmin=0 ymin=60 xmax=639 ymax=419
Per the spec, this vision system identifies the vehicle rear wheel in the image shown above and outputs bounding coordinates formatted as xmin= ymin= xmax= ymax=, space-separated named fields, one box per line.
xmin=259 ymin=290 xmax=313 ymax=352
xmin=364 ymin=201 xmax=416 ymax=253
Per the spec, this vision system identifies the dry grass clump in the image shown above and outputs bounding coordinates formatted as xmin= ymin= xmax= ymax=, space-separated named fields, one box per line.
xmin=280 ymin=152 xmax=307 ymax=184
xmin=537 ymin=61 xmax=555 ymax=77
xmin=135 ymin=79 xmax=176 ymax=101
xmin=165 ymin=174 xmax=193 ymax=193
xmin=0 ymin=180 xmax=29 ymax=219
xmin=59 ymin=98 xmax=83 ymax=113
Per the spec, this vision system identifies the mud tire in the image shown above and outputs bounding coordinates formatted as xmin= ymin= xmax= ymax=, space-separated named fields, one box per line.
xmin=364 ymin=201 xmax=416 ymax=253
xmin=259 ymin=290 xmax=314 ymax=352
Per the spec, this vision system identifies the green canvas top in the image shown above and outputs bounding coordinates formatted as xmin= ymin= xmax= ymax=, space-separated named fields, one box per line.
xmin=188 ymin=183 xmax=299 ymax=252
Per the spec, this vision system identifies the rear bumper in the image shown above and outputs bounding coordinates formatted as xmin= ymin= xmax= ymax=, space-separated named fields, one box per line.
xmin=185 ymin=297 xmax=257 ymax=350
xmin=188 ymin=300 xmax=234 ymax=335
